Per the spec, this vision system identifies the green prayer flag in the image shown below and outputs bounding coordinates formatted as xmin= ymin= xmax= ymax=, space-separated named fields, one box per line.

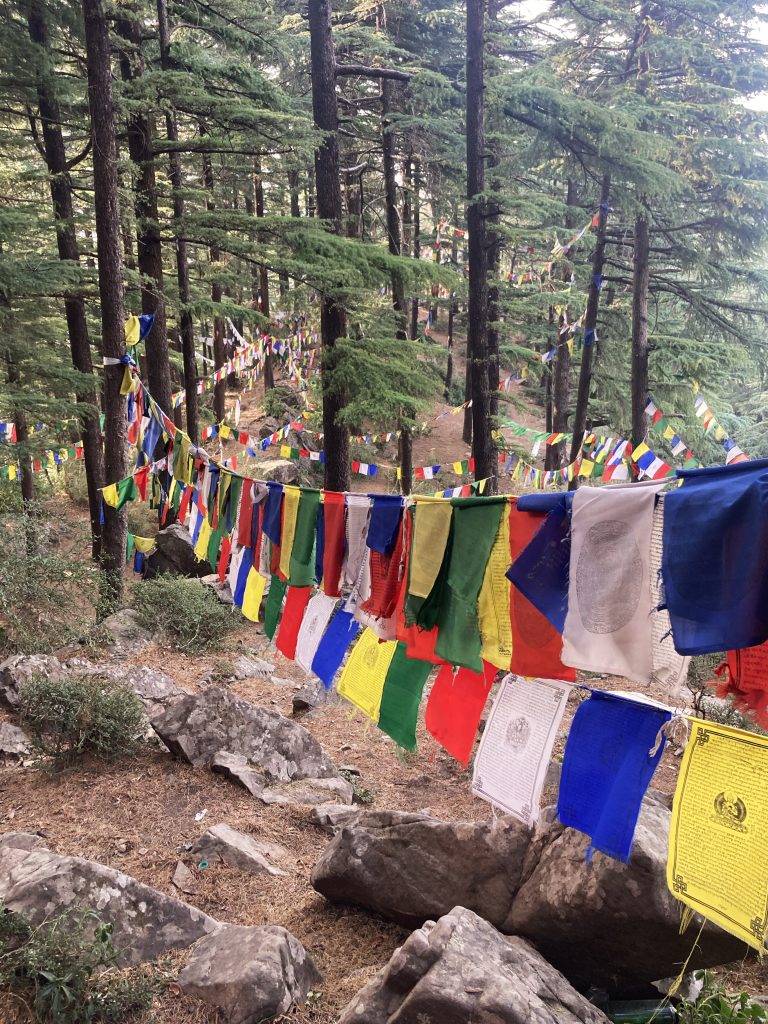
xmin=433 ymin=497 xmax=506 ymax=673
xmin=125 ymin=532 xmax=135 ymax=562
xmin=116 ymin=475 xmax=138 ymax=511
xmin=413 ymin=511 xmax=455 ymax=630
xmin=206 ymin=527 xmax=224 ymax=571
xmin=264 ymin=575 xmax=287 ymax=640
xmin=289 ymin=489 xmax=320 ymax=587
xmin=377 ymin=643 xmax=433 ymax=751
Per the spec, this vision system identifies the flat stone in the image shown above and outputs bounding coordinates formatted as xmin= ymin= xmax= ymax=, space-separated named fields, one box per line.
xmin=191 ymin=824 xmax=289 ymax=876
xmin=200 ymin=575 xmax=235 ymax=606
xmin=0 ymin=721 xmax=31 ymax=756
xmin=0 ymin=833 xmax=217 ymax=966
xmin=337 ymin=906 xmax=610 ymax=1024
xmin=178 ymin=923 xmax=321 ymax=1024
xmin=100 ymin=608 xmax=153 ymax=653
xmin=257 ymin=777 xmax=354 ymax=807
xmin=310 ymin=803 xmax=363 ymax=834
xmin=173 ymin=860 xmax=200 ymax=896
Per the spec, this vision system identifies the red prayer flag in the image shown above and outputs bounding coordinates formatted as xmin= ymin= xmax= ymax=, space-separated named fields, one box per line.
xmin=425 ymin=661 xmax=496 ymax=766
xmin=716 ymin=641 xmax=768 ymax=728
xmin=275 ymin=586 xmax=312 ymax=660
xmin=178 ymin=485 xmax=192 ymax=525
xmin=237 ymin=481 xmax=254 ymax=548
xmin=322 ymin=491 xmax=345 ymax=597
xmin=217 ymin=536 xmax=232 ymax=583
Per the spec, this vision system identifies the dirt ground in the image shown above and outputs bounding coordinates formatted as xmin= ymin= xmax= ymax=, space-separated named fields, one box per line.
xmin=1 ymin=314 xmax=764 ymax=1022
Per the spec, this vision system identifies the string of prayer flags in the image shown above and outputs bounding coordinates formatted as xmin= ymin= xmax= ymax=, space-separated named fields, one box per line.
xmin=630 ymin=442 xmax=674 ymax=481
xmin=425 ymin=661 xmax=496 ymax=767
xmin=472 ymin=675 xmax=571 ymax=826
xmin=692 ymin=385 xmax=749 ymax=464
xmin=558 ymin=691 xmax=672 ymax=862
xmin=562 ymin=480 xmax=667 ymax=684
xmin=645 ymin=397 xmax=698 ymax=465
xmin=336 ymin=628 xmax=397 ymax=721
xmin=667 ymin=720 xmax=768 ymax=950
xmin=662 ymin=458 xmax=768 ymax=655
xmin=311 ymin=608 xmax=361 ymax=688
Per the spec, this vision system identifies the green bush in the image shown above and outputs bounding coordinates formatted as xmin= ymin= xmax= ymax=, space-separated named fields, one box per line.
xmin=0 ymin=904 xmax=155 ymax=1023
xmin=263 ymin=384 xmax=300 ymax=420
xmin=18 ymin=675 xmax=144 ymax=768
xmin=677 ymin=970 xmax=767 ymax=1023
xmin=132 ymin=574 xmax=238 ymax=652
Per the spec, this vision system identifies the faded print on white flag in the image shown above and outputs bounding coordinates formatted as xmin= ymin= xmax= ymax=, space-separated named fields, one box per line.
xmin=296 ymin=591 xmax=338 ymax=674
xmin=562 ymin=479 xmax=667 ymax=683
xmin=472 ymin=675 xmax=570 ymax=826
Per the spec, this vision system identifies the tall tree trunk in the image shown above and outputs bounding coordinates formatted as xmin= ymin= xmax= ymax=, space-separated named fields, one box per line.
xmin=410 ymin=158 xmax=421 ymax=340
xmin=546 ymin=178 xmax=578 ymax=472
xmin=466 ymin=0 xmax=495 ymax=490
xmin=201 ymin=145 xmax=226 ymax=424
xmin=83 ymin=0 xmax=129 ymax=610
xmin=567 ymin=172 xmax=611 ymax=488
xmin=116 ymin=14 xmax=172 ymax=417
xmin=157 ymin=0 xmax=197 ymax=442
xmin=631 ymin=212 xmax=650 ymax=452
xmin=398 ymin=426 xmax=413 ymax=495
xmin=308 ymin=0 xmax=349 ymax=491
xmin=27 ymin=0 xmax=105 ymax=557
xmin=254 ymin=159 xmax=274 ymax=390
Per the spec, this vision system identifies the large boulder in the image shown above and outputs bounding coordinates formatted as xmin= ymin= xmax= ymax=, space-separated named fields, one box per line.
xmin=0 ymin=654 xmax=63 ymax=710
xmin=337 ymin=906 xmax=609 ymax=1024
xmin=0 ymin=833 xmax=217 ymax=966
xmin=311 ymin=810 xmax=532 ymax=930
xmin=211 ymin=751 xmax=353 ymax=806
xmin=509 ymin=798 xmax=748 ymax=993
xmin=178 ymin=923 xmax=321 ymax=1024
xmin=258 ymin=459 xmax=299 ymax=485
xmin=0 ymin=721 xmax=31 ymax=757
xmin=102 ymin=664 xmax=185 ymax=718
xmin=151 ymin=687 xmax=340 ymax=783
xmin=145 ymin=522 xmax=210 ymax=578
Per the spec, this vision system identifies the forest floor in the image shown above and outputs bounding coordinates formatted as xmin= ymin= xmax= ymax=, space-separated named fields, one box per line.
xmin=0 ymin=313 xmax=763 ymax=1022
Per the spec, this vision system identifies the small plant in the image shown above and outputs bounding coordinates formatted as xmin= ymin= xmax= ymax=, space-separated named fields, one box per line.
xmin=18 ymin=674 xmax=144 ymax=768
xmin=0 ymin=904 xmax=155 ymax=1023
xmin=677 ymin=970 xmax=767 ymax=1023
xmin=132 ymin=574 xmax=238 ymax=653
xmin=340 ymin=768 xmax=374 ymax=805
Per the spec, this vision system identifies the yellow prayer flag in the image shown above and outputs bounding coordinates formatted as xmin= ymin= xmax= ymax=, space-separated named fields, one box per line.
xmin=631 ymin=442 xmax=651 ymax=462
xmin=714 ymin=426 xmax=727 ymax=441
xmin=663 ymin=425 xmax=675 ymax=441
xmin=477 ymin=503 xmax=512 ymax=670
xmin=452 ymin=461 xmax=463 ymax=473
xmin=478 ymin=478 xmax=487 ymax=493
xmin=219 ymin=425 xmax=231 ymax=439
xmin=8 ymin=465 xmax=17 ymax=481
xmin=125 ymin=315 xmax=140 ymax=346
xmin=241 ymin=566 xmax=267 ymax=622
xmin=278 ymin=486 xmax=301 ymax=580
xmin=101 ymin=483 xmax=119 ymax=508
xmin=409 ymin=502 xmax=453 ymax=599
xmin=337 ymin=628 xmax=396 ymax=721
xmin=579 ymin=458 xmax=596 ymax=478
xmin=133 ymin=535 xmax=156 ymax=554
xmin=193 ymin=517 xmax=212 ymax=562
xmin=567 ymin=339 xmax=574 ymax=356
xmin=120 ymin=365 xmax=134 ymax=396
xmin=668 ymin=719 xmax=768 ymax=950
xmin=280 ymin=444 xmax=291 ymax=458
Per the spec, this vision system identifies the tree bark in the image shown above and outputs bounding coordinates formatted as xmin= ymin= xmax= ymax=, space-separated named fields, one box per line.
xmin=116 ymin=13 xmax=173 ymax=417
xmin=567 ymin=172 xmax=611 ymax=488
xmin=308 ymin=0 xmax=349 ymax=491
xmin=27 ymin=0 xmax=105 ymax=557
xmin=157 ymin=0 xmax=198 ymax=442
xmin=253 ymin=158 xmax=274 ymax=391
xmin=82 ymin=0 xmax=129 ymax=609
xmin=410 ymin=158 xmax=421 ymax=340
xmin=631 ymin=212 xmax=650 ymax=452
xmin=466 ymin=0 xmax=495 ymax=491
xmin=201 ymin=144 xmax=226 ymax=424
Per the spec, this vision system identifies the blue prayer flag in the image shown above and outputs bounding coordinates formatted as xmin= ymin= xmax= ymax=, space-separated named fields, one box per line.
xmin=311 ymin=609 xmax=360 ymax=688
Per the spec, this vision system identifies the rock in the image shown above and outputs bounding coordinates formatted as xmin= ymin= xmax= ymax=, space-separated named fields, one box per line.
xmin=258 ymin=417 xmax=282 ymax=440
xmin=311 ymin=811 xmax=531 ymax=929
xmin=102 ymin=664 xmax=185 ymax=718
xmin=200 ymin=574 xmax=235 ymax=606
xmin=0 ymin=654 xmax=64 ymax=710
xmin=178 ymin=923 xmax=321 ymax=1024
xmin=310 ymin=803 xmax=363 ymax=834
xmin=100 ymin=608 xmax=153 ymax=653
xmin=509 ymin=799 xmax=748 ymax=994
xmin=191 ymin=824 xmax=289 ymax=876
xmin=0 ymin=832 xmax=46 ymax=852
xmin=173 ymin=860 xmax=200 ymax=896
xmin=230 ymin=655 xmax=275 ymax=680
xmin=151 ymin=687 xmax=340 ymax=782
xmin=211 ymin=753 xmax=353 ymax=806
xmin=0 ymin=721 xmax=31 ymax=756
xmin=0 ymin=833 xmax=217 ymax=966
xmin=338 ymin=765 xmax=361 ymax=776
xmin=337 ymin=906 xmax=609 ymax=1024
xmin=258 ymin=459 xmax=299 ymax=485
xmin=145 ymin=523 xmax=211 ymax=579
xmin=292 ymin=678 xmax=331 ymax=714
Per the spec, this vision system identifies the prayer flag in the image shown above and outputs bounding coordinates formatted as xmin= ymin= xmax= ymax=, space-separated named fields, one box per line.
xmin=337 ymin=628 xmax=397 ymax=721
xmin=667 ymin=719 xmax=768 ymax=950
xmin=477 ymin=503 xmax=513 ymax=670
xmin=558 ymin=691 xmax=671 ymax=862
xmin=275 ymin=585 xmax=312 ymax=659
xmin=311 ymin=608 xmax=361 ymax=688
xmin=263 ymin=575 xmax=287 ymax=640
xmin=367 ymin=495 xmax=404 ymax=554
xmin=321 ymin=491 xmax=345 ymax=597
xmin=241 ymin=566 xmax=267 ymax=622
xmin=425 ymin=660 xmax=496 ymax=767
xmin=377 ymin=643 xmax=433 ymax=751
xmin=289 ymin=488 xmax=320 ymax=586
xmin=278 ymin=486 xmax=301 ymax=580
xmin=296 ymin=591 xmax=338 ymax=673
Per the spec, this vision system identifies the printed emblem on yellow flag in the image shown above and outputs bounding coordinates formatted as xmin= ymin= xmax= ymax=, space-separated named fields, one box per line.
xmin=477 ymin=503 xmax=512 ymax=670
xmin=278 ymin=486 xmax=301 ymax=580
xmin=667 ymin=720 xmax=768 ymax=950
xmin=241 ymin=567 xmax=266 ymax=622
xmin=337 ymin=628 xmax=397 ymax=722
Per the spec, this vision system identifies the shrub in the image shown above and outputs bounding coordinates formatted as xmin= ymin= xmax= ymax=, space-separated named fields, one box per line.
xmin=0 ymin=904 xmax=155 ymax=1023
xmin=339 ymin=768 xmax=374 ymax=805
xmin=18 ymin=675 xmax=144 ymax=768
xmin=132 ymin=574 xmax=238 ymax=653
xmin=677 ymin=969 xmax=767 ymax=1023
xmin=263 ymin=384 xmax=300 ymax=420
